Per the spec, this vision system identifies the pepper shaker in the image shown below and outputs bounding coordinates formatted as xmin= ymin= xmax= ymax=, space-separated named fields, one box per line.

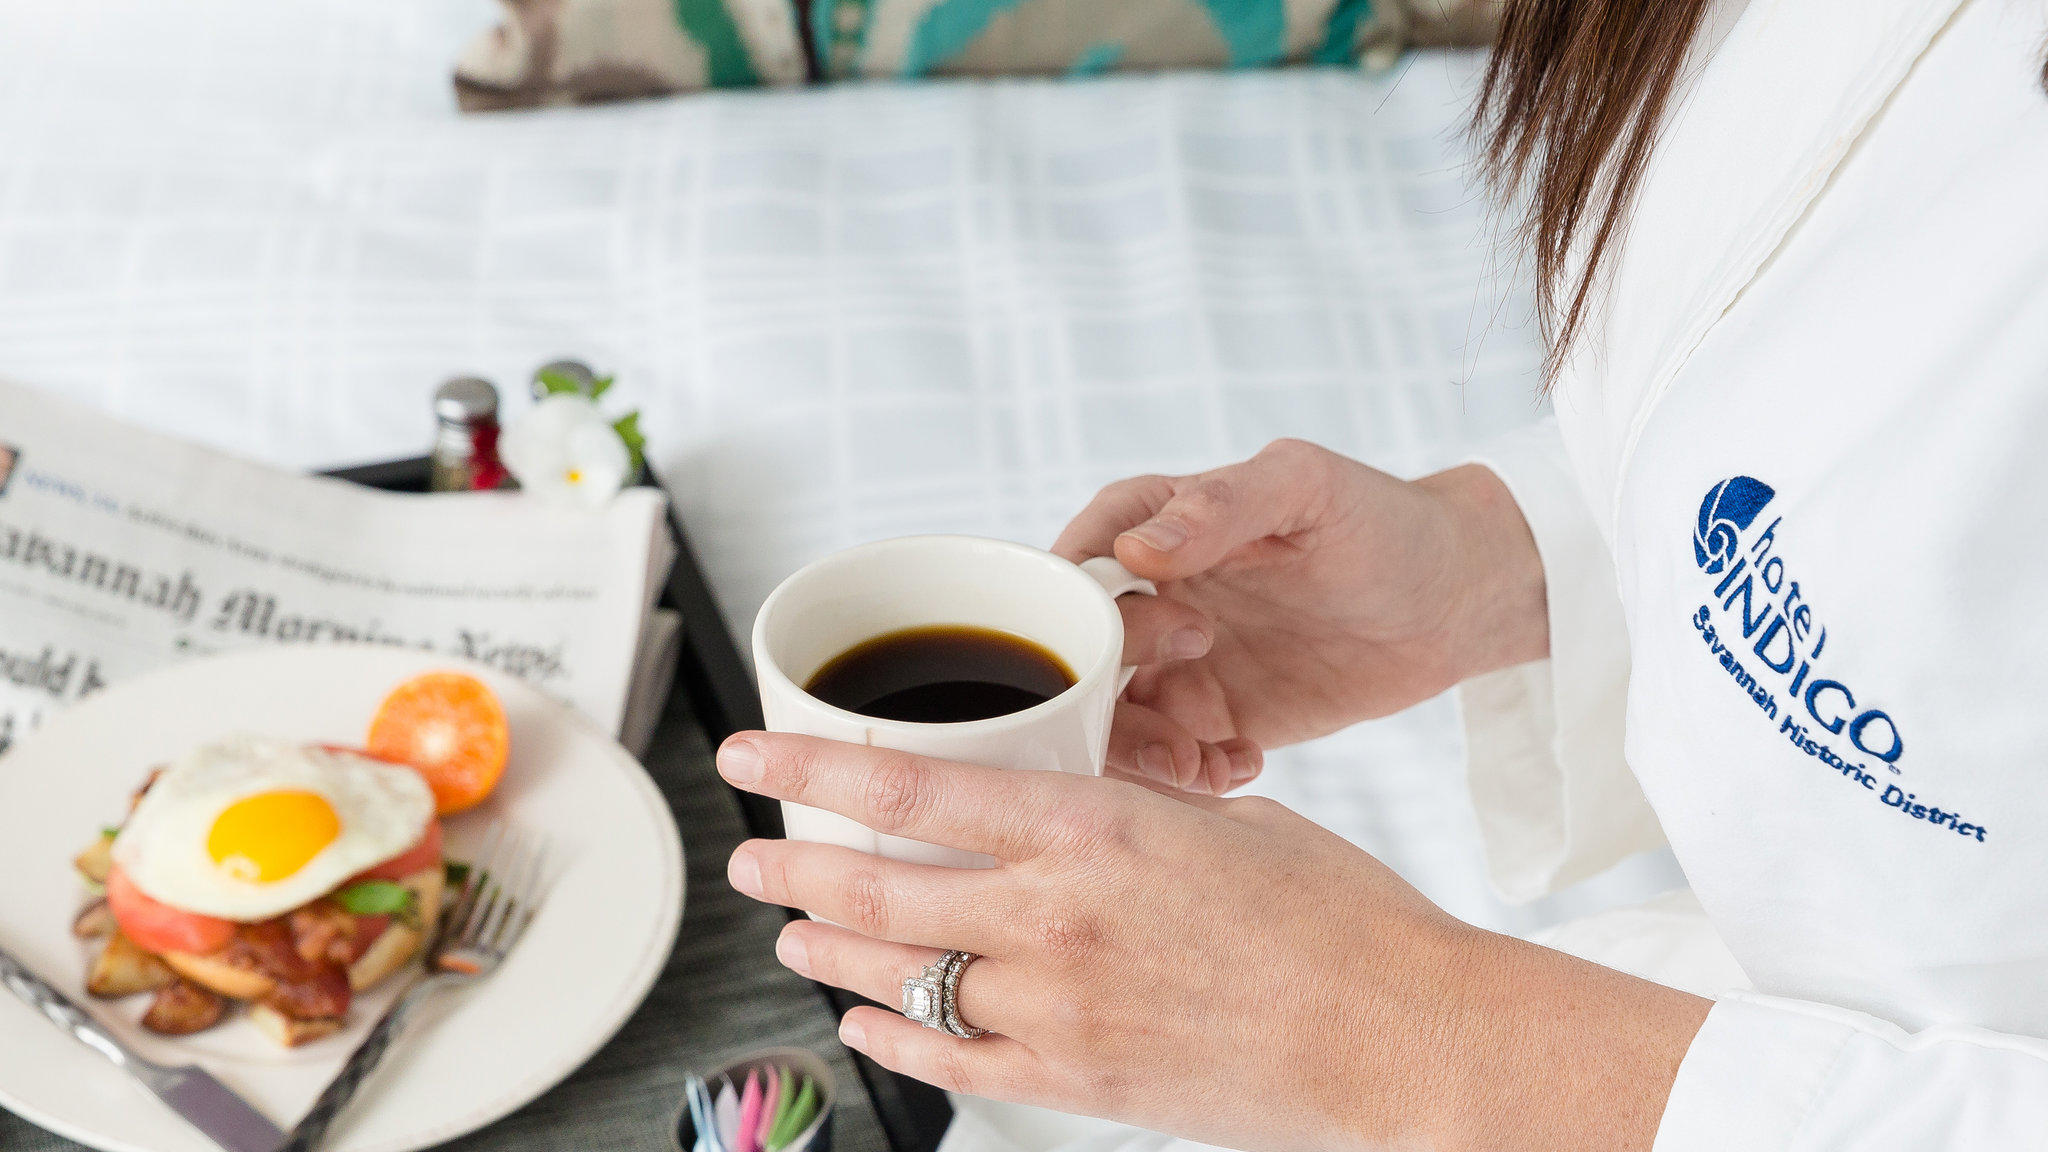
xmin=429 ymin=376 xmax=509 ymax=492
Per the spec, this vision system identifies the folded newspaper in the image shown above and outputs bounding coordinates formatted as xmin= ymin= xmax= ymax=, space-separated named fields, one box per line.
xmin=0 ymin=381 xmax=681 ymax=758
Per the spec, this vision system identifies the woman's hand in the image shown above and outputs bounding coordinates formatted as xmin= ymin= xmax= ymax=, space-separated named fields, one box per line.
xmin=720 ymin=734 xmax=1710 ymax=1152
xmin=1053 ymin=439 xmax=1549 ymax=793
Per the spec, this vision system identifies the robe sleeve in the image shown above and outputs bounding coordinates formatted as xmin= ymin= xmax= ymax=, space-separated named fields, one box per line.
xmin=1656 ymin=994 xmax=2048 ymax=1150
xmin=1454 ymin=416 xmax=1666 ymax=902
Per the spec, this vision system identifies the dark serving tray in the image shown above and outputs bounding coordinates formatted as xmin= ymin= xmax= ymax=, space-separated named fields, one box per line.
xmin=325 ymin=456 xmax=953 ymax=1152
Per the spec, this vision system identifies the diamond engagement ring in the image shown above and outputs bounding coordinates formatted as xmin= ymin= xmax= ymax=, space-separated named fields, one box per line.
xmin=901 ymin=950 xmax=988 ymax=1039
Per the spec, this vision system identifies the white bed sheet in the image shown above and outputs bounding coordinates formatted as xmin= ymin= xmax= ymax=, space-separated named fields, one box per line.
xmin=0 ymin=6 xmax=1682 ymax=1143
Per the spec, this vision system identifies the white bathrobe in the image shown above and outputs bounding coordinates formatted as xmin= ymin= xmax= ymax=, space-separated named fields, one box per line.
xmin=1460 ymin=0 xmax=2048 ymax=1145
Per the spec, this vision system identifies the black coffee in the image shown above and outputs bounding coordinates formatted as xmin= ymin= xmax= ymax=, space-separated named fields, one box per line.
xmin=804 ymin=625 xmax=1077 ymax=723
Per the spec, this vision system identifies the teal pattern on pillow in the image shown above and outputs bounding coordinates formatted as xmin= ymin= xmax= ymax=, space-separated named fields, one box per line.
xmin=451 ymin=0 xmax=1499 ymax=111
xmin=1068 ymin=41 xmax=1125 ymax=75
xmin=817 ymin=0 xmax=1381 ymax=80
xmin=454 ymin=0 xmax=805 ymax=112
xmin=1313 ymin=0 xmax=1375 ymax=64
xmin=1196 ymin=0 xmax=1287 ymax=67
xmin=674 ymin=0 xmax=768 ymax=86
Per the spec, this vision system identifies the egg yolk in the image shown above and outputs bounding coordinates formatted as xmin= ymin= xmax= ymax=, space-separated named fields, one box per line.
xmin=206 ymin=790 xmax=341 ymax=883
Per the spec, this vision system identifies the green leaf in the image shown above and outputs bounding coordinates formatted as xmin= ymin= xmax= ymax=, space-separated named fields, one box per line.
xmin=589 ymin=375 xmax=614 ymax=400
xmin=535 ymin=368 xmax=588 ymax=397
xmin=333 ymin=880 xmax=416 ymax=916
xmin=612 ymin=410 xmax=646 ymax=475
xmin=100 ymin=826 xmax=120 ymax=840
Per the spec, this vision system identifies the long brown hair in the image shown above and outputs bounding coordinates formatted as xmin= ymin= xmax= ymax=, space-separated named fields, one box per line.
xmin=1471 ymin=0 xmax=1717 ymax=380
xmin=1477 ymin=6 xmax=2048 ymax=383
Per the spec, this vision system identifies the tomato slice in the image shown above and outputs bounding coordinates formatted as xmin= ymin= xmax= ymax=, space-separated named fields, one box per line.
xmin=348 ymin=914 xmax=392 ymax=962
xmin=352 ymin=818 xmax=442 ymax=883
xmin=105 ymin=865 xmax=236 ymax=955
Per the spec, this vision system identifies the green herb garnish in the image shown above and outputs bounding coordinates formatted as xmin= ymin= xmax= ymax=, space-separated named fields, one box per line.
xmin=333 ymin=880 xmax=415 ymax=916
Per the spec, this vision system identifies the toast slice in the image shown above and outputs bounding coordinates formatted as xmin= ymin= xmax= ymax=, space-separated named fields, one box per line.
xmin=249 ymin=1002 xmax=345 ymax=1047
xmin=161 ymin=948 xmax=274 ymax=1000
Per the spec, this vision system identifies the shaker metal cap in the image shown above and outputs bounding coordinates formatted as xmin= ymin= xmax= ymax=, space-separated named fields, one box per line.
xmin=532 ymin=359 xmax=596 ymax=399
xmin=435 ymin=377 xmax=500 ymax=425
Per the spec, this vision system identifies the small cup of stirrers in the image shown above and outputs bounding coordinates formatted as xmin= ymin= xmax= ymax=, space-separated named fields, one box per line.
xmin=676 ymin=1047 xmax=836 ymax=1152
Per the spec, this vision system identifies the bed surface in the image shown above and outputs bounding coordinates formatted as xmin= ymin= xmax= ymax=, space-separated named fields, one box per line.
xmin=0 ymin=0 xmax=1676 ymax=954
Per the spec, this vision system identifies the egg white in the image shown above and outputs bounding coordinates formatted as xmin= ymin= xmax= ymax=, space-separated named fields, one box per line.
xmin=111 ymin=734 xmax=434 ymax=922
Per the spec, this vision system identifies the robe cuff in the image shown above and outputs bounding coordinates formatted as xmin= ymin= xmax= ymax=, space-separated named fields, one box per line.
xmin=1455 ymin=418 xmax=1665 ymax=901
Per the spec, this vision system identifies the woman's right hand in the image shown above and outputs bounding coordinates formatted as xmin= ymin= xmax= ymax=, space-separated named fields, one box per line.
xmin=1053 ymin=439 xmax=1549 ymax=793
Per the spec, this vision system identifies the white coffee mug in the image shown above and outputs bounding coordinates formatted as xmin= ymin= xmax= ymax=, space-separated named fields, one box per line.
xmin=752 ymin=534 xmax=1155 ymax=869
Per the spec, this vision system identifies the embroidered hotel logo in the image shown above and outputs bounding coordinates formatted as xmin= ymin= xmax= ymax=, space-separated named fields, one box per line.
xmin=1690 ymin=476 xmax=1986 ymax=843
xmin=1694 ymin=477 xmax=1775 ymax=574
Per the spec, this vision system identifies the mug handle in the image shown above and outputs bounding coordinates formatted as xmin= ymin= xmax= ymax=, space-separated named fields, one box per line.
xmin=1078 ymin=556 xmax=1158 ymax=693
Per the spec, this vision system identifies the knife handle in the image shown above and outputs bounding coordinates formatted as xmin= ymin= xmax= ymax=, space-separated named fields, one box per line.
xmin=0 ymin=946 xmax=145 ymax=1071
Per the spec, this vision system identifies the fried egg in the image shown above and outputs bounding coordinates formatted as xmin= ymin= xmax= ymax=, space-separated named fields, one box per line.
xmin=112 ymin=734 xmax=434 ymax=921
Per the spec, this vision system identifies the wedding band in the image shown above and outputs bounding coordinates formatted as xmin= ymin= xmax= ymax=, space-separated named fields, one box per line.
xmin=939 ymin=950 xmax=987 ymax=1038
xmin=900 ymin=950 xmax=987 ymax=1039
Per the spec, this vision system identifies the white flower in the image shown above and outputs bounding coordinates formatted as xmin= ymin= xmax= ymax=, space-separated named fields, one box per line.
xmin=500 ymin=393 xmax=630 ymax=505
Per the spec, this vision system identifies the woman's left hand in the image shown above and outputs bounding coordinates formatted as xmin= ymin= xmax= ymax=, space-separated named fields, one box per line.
xmin=719 ymin=733 xmax=1711 ymax=1152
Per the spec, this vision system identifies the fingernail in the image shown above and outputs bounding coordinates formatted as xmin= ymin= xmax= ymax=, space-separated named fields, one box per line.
xmin=728 ymin=847 xmax=763 ymax=897
xmin=1138 ymin=743 xmax=1174 ymax=781
xmin=719 ymin=739 xmax=765 ymax=785
xmin=1124 ymin=519 xmax=1187 ymax=553
xmin=1200 ymin=744 xmax=1230 ymax=790
xmin=776 ymin=930 xmax=810 ymax=975
xmin=840 ymin=1015 xmax=867 ymax=1048
xmin=1162 ymin=628 xmax=1210 ymax=661
xmin=1229 ymin=747 xmax=1260 ymax=783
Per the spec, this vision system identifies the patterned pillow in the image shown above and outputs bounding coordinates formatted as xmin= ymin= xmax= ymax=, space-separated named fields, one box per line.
xmin=454 ymin=0 xmax=807 ymax=112
xmin=452 ymin=0 xmax=1497 ymax=111
xmin=813 ymin=0 xmax=1498 ymax=79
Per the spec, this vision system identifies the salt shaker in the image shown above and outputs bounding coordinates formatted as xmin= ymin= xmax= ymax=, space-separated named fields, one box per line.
xmin=532 ymin=359 xmax=597 ymax=399
xmin=429 ymin=376 xmax=508 ymax=492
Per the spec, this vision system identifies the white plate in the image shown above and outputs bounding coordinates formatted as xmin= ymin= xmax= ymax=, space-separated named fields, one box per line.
xmin=0 ymin=647 xmax=685 ymax=1152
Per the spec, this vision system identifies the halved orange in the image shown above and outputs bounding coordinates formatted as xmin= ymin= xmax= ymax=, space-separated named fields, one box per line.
xmin=365 ymin=671 xmax=509 ymax=815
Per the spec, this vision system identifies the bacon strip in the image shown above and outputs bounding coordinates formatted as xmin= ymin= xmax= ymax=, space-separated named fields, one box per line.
xmin=224 ymin=919 xmax=351 ymax=1020
xmin=287 ymin=900 xmax=392 ymax=967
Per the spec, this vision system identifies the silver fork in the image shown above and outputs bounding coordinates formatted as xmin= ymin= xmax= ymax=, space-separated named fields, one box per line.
xmin=285 ymin=822 xmax=548 ymax=1152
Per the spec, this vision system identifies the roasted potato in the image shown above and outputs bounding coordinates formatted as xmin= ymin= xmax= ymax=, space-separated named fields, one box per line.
xmin=140 ymin=980 xmax=225 ymax=1035
xmin=86 ymin=931 xmax=174 ymax=998
xmin=73 ymin=899 xmax=116 ymax=939
xmin=74 ymin=834 xmax=114 ymax=886
xmin=249 ymin=1002 xmax=343 ymax=1047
